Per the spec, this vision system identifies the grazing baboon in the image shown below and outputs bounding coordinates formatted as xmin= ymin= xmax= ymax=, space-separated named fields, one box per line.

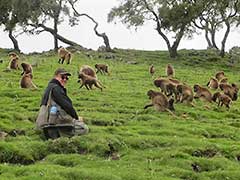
xmin=176 ymin=84 xmax=194 ymax=105
xmin=95 ymin=64 xmax=109 ymax=75
xmin=79 ymin=65 xmax=96 ymax=78
xmin=78 ymin=72 xmax=105 ymax=91
xmin=21 ymin=62 xmax=33 ymax=77
xmin=58 ymin=47 xmax=72 ymax=64
xmin=215 ymin=71 xmax=225 ymax=81
xmin=206 ymin=77 xmax=218 ymax=89
xmin=20 ymin=73 xmax=37 ymax=89
xmin=193 ymin=84 xmax=212 ymax=102
xmin=166 ymin=79 xmax=181 ymax=101
xmin=219 ymin=77 xmax=228 ymax=84
xmin=212 ymin=92 xmax=231 ymax=109
xmin=8 ymin=52 xmax=19 ymax=70
xmin=144 ymin=90 xmax=175 ymax=112
xmin=149 ymin=64 xmax=155 ymax=77
xmin=154 ymin=78 xmax=171 ymax=95
xmin=166 ymin=64 xmax=175 ymax=77
xmin=219 ymin=83 xmax=238 ymax=101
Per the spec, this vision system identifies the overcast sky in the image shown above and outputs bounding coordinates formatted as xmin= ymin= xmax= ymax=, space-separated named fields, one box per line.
xmin=0 ymin=0 xmax=240 ymax=53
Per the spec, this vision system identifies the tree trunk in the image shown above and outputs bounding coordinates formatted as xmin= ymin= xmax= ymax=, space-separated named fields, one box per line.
xmin=169 ymin=47 xmax=178 ymax=58
xmin=204 ymin=28 xmax=213 ymax=48
xmin=53 ymin=17 xmax=58 ymax=52
xmin=210 ymin=29 xmax=219 ymax=50
xmin=8 ymin=30 xmax=20 ymax=52
xmin=219 ymin=21 xmax=230 ymax=58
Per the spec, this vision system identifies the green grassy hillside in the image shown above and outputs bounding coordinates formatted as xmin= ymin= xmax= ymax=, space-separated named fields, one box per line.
xmin=0 ymin=48 xmax=240 ymax=180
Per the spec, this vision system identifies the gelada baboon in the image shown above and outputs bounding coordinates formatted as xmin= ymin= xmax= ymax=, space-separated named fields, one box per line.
xmin=219 ymin=77 xmax=228 ymax=84
xmin=165 ymin=78 xmax=181 ymax=101
xmin=149 ymin=64 xmax=155 ymax=77
xmin=21 ymin=62 xmax=33 ymax=77
xmin=212 ymin=92 xmax=231 ymax=109
xmin=154 ymin=78 xmax=171 ymax=95
xmin=215 ymin=71 xmax=225 ymax=81
xmin=8 ymin=52 xmax=19 ymax=70
xmin=176 ymin=84 xmax=194 ymax=105
xmin=79 ymin=65 xmax=96 ymax=78
xmin=20 ymin=73 xmax=37 ymax=89
xmin=95 ymin=64 xmax=110 ymax=75
xmin=206 ymin=77 xmax=218 ymax=89
xmin=144 ymin=90 xmax=175 ymax=113
xmin=78 ymin=72 xmax=105 ymax=91
xmin=219 ymin=83 xmax=238 ymax=101
xmin=193 ymin=84 xmax=212 ymax=102
xmin=166 ymin=64 xmax=175 ymax=77
xmin=58 ymin=47 xmax=72 ymax=64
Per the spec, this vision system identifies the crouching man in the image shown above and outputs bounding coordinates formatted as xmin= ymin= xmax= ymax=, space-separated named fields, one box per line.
xmin=36 ymin=68 xmax=89 ymax=139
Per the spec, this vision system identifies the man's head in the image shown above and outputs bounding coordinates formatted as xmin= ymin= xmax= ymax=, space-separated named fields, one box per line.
xmin=54 ymin=68 xmax=71 ymax=87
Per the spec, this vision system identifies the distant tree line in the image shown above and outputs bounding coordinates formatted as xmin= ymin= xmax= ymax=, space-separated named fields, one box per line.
xmin=0 ymin=0 xmax=239 ymax=58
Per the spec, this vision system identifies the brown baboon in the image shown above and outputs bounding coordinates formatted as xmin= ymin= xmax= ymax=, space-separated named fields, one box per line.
xmin=21 ymin=62 xmax=33 ymax=77
xmin=215 ymin=71 xmax=225 ymax=81
xmin=176 ymin=84 xmax=194 ymax=105
xmin=79 ymin=65 xmax=96 ymax=78
xmin=219 ymin=77 xmax=228 ymax=84
xmin=8 ymin=52 xmax=19 ymax=70
xmin=58 ymin=47 xmax=72 ymax=64
xmin=149 ymin=64 xmax=155 ymax=76
xmin=212 ymin=92 xmax=231 ymax=109
xmin=20 ymin=73 xmax=37 ymax=89
xmin=219 ymin=83 xmax=238 ymax=101
xmin=78 ymin=72 xmax=105 ymax=91
xmin=206 ymin=77 xmax=218 ymax=89
xmin=154 ymin=78 xmax=171 ymax=95
xmin=95 ymin=64 xmax=109 ymax=75
xmin=193 ymin=84 xmax=212 ymax=102
xmin=166 ymin=64 xmax=175 ymax=77
xmin=166 ymin=78 xmax=181 ymax=101
xmin=144 ymin=90 xmax=175 ymax=112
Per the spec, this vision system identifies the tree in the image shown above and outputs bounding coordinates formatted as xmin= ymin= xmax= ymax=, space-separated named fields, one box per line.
xmin=194 ymin=0 xmax=239 ymax=57
xmin=108 ymin=0 xmax=206 ymax=58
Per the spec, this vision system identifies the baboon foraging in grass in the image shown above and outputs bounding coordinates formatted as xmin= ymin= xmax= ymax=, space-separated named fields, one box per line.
xmin=79 ymin=65 xmax=96 ymax=78
xmin=58 ymin=47 xmax=72 ymax=64
xmin=219 ymin=77 xmax=228 ymax=84
xmin=8 ymin=52 xmax=19 ymax=70
xmin=176 ymin=84 xmax=194 ymax=105
xmin=149 ymin=64 xmax=155 ymax=76
xmin=215 ymin=71 xmax=225 ymax=81
xmin=78 ymin=72 xmax=105 ymax=91
xmin=144 ymin=90 xmax=175 ymax=113
xmin=193 ymin=84 xmax=212 ymax=102
xmin=212 ymin=92 xmax=231 ymax=109
xmin=20 ymin=73 xmax=37 ymax=89
xmin=21 ymin=63 xmax=33 ymax=77
xmin=219 ymin=83 xmax=238 ymax=101
xmin=154 ymin=78 xmax=171 ymax=95
xmin=207 ymin=77 xmax=218 ymax=89
xmin=166 ymin=64 xmax=174 ymax=77
xmin=95 ymin=64 xmax=109 ymax=75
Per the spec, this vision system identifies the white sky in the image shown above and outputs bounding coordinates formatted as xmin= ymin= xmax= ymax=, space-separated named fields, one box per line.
xmin=0 ymin=0 xmax=240 ymax=53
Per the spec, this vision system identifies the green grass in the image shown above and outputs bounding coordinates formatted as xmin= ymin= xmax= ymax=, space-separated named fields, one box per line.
xmin=1 ymin=48 xmax=240 ymax=179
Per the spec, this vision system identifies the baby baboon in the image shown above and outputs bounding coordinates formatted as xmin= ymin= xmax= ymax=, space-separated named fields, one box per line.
xmin=176 ymin=84 xmax=194 ymax=105
xmin=212 ymin=92 xmax=231 ymax=109
xmin=215 ymin=71 xmax=225 ymax=81
xmin=8 ymin=52 xmax=19 ymax=70
xmin=206 ymin=77 xmax=218 ymax=89
xmin=193 ymin=84 xmax=212 ymax=102
xmin=149 ymin=64 xmax=155 ymax=77
xmin=58 ymin=47 xmax=72 ymax=64
xmin=20 ymin=73 xmax=37 ymax=89
xmin=78 ymin=72 xmax=105 ymax=91
xmin=166 ymin=64 xmax=174 ymax=77
xmin=21 ymin=62 xmax=33 ymax=77
xmin=219 ymin=83 xmax=238 ymax=101
xmin=95 ymin=64 xmax=109 ymax=75
xmin=219 ymin=77 xmax=228 ymax=84
xmin=144 ymin=90 xmax=175 ymax=112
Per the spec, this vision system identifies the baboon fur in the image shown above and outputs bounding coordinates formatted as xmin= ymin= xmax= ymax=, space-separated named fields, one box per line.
xmin=154 ymin=78 xmax=171 ymax=95
xmin=166 ymin=78 xmax=181 ymax=101
xmin=8 ymin=52 xmax=19 ymax=70
xmin=166 ymin=64 xmax=174 ymax=77
xmin=149 ymin=64 xmax=155 ymax=76
xmin=212 ymin=92 xmax=231 ymax=109
xmin=144 ymin=90 xmax=175 ymax=112
xmin=95 ymin=64 xmax=109 ymax=75
xmin=79 ymin=65 xmax=96 ymax=78
xmin=215 ymin=71 xmax=225 ymax=81
xmin=58 ymin=47 xmax=72 ymax=64
xmin=193 ymin=84 xmax=212 ymax=102
xmin=21 ymin=63 xmax=33 ymax=77
xmin=219 ymin=77 xmax=228 ymax=84
xmin=78 ymin=72 xmax=105 ymax=91
xmin=206 ymin=77 xmax=218 ymax=89
xmin=176 ymin=84 xmax=194 ymax=104
xmin=20 ymin=73 xmax=37 ymax=89
xmin=219 ymin=83 xmax=238 ymax=101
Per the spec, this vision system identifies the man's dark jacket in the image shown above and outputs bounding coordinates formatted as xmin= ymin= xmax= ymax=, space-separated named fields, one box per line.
xmin=41 ymin=79 xmax=78 ymax=119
